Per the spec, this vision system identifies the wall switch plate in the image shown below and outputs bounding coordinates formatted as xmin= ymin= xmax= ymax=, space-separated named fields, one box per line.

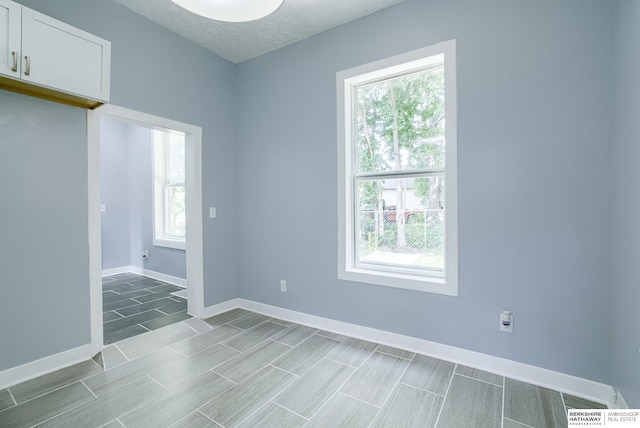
xmin=209 ymin=207 xmax=216 ymax=218
xmin=100 ymin=204 xmax=106 ymax=213
xmin=280 ymin=280 xmax=286 ymax=292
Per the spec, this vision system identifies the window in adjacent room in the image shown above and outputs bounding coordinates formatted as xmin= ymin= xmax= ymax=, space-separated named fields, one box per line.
xmin=337 ymin=40 xmax=458 ymax=295
xmin=153 ymin=128 xmax=186 ymax=250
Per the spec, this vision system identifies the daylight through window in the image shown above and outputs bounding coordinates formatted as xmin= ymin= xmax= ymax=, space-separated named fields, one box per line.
xmin=153 ymin=129 xmax=186 ymax=250
xmin=338 ymin=41 xmax=458 ymax=295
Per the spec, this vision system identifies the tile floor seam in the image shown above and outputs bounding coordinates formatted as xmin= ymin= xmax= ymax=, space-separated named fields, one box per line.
xmin=396 ymin=381 xmax=447 ymax=398
xmin=81 ymin=380 xmax=98 ymax=399
xmin=323 ymin=355 xmax=361 ymax=370
xmin=6 ymin=388 xmax=17 ymax=406
xmin=454 ymin=371 xmax=505 ymax=388
xmin=373 ymin=346 xmax=414 ymax=360
xmin=112 ymin=343 xmax=130 ymax=363
xmin=22 ymin=382 xmax=97 ymax=427
xmin=314 ymin=331 xmax=346 ymax=341
xmin=195 ymin=410 xmax=220 ymax=426
xmin=10 ymin=379 xmax=87 ymax=407
xmin=504 ymin=416 xmax=535 ymax=428
xmin=208 ymin=368 xmax=238 ymax=386
xmin=501 ymin=373 xmax=506 ymax=428
xmin=337 ymin=390 xmax=383 ymax=409
xmin=432 ymin=362 xmax=457 ymax=427
xmin=268 ymin=319 xmax=293 ymax=327
xmin=104 ymin=308 xmax=160 ymax=324
xmin=266 ymin=364 xmax=301 ymax=379
xmin=145 ymin=374 xmax=171 ymax=393
xmin=232 ymin=400 xmax=273 ymax=428
xmin=366 ymin=349 xmax=417 ymax=426
xmin=271 ymin=400 xmax=310 ymax=421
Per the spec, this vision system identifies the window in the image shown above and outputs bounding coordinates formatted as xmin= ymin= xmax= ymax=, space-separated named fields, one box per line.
xmin=337 ymin=40 xmax=458 ymax=295
xmin=153 ymin=129 xmax=186 ymax=250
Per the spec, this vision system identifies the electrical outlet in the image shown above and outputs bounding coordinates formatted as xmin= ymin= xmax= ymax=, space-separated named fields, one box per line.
xmin=142 ymin=250 xmax=149 ymax=258
xmin=500 ymin=310 xmax=513 ymax=333
xmin=280 ymin=280 xmax=286 ymax=292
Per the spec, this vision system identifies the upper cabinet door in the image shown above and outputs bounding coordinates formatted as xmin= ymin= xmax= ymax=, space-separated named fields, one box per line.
xmin=21 ymin=6 xmax=110 ymax=102
xmin=0 ymin=0 xmax=21 ymax=78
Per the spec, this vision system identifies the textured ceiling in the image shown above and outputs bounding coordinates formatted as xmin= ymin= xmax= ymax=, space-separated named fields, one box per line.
xmin=113 ymin=0 xmax=406 ymax=63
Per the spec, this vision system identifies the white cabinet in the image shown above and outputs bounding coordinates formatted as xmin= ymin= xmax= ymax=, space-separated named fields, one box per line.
xmin=0 ymin=0 xmax=21 ymax=78
xmin=0 ymin=0 xmax=110 ymax=107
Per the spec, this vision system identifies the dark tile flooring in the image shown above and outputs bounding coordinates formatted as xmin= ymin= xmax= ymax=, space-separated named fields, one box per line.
xmin=103 ymin=273 xmax=190 ymax=344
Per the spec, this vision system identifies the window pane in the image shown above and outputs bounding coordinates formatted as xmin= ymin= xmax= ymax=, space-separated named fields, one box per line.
xmin=166 ymin=185 xmax=186 ymax=238
xmin=166 ymin=133 xmax=185 ymax=185
xmin=356 ymin=176 xmax=444 ymax=271
xmin=354 ymin=67 xmax=445 ymax=174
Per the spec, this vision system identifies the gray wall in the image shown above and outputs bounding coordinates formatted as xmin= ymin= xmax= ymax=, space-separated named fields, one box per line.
xmin=100 ymin=117 xmax=131 ymax=269
xmin=4 ymin=0 xmax=637 ymax=400
xmin=0 ymin=92 xmax=90 ymax=371
xmin=2 ymin=0 xmax=238 ymax=370
xmin=100 ymin=120 xmax=187 ymax=279
xmin=613 ymin=0 xmax=640 ymax=408
xmin=235 ymin=0 xmax=614 ymax=384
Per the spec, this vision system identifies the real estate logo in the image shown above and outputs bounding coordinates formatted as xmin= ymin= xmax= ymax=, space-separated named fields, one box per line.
xmin=568 ymin=409 xmax=640 ymax=427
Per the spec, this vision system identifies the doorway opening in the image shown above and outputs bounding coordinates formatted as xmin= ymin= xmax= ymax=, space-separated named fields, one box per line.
xmin=88 ymin=105 xmax=204 ymax=350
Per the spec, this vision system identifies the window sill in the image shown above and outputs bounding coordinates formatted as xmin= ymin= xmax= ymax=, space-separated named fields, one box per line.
xmin=153 ymin=238 xmax=186 ymax=251
xmin=339 ymin=267 xmax=457 ymax=296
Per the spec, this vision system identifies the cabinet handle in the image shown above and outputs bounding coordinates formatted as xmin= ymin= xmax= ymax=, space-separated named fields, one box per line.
xmin=11 ymin=51 xmax=18 ymax=72
xmin=24 ymin=56 xmax=30 ymax=76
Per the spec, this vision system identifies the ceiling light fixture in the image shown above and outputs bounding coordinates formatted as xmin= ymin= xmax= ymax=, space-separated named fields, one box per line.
xmin=171 ymin=0 xmax=284 ymax=23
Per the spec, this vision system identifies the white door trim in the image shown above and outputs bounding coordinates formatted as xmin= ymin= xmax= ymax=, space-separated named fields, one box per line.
xmin=87 ymin=104 xmax=205 ymax=353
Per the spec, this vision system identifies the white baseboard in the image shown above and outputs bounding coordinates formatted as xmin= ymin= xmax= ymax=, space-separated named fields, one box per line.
xmin=200 ymin=298 xmax=243 ymax=319
xmin=615 ymin=390 xmax=629 ymax=409
xmin=0 ymin=344 xmax=95 ymax=390
xmin=2 ymin=296 xmax=618 ymax=409
xmin=102 ymin=265 xmax=186 ymax=288
xmin=234 ymin=299 xmax=618 ymax=408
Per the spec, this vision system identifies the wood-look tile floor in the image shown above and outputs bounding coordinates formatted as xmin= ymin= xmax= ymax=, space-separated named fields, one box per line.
xmin=0 ymin=309 xmax=607 ymax=427
xmin=102 ymin=273 xmax=190 ymax=345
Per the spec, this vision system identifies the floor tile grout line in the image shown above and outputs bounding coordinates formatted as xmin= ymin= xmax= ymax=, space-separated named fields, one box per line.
xmin=323 ymin=355 xmax=362 ymax=370
xmin=454 ymin=371 xmax=504 ymax=388
xmin=208 ymin=368 xmax=238 ymax=386
xmin=366 ymin=350 xmax=417 ymax=427
xmin=21 ymin=381 xmax=97 ymax=427
xmin=8 ymin=379 xmax=89 ymax=408
xmin=397 ymin=380 xmax=447 ymax=398
xmin=232 ymin=399 xmax=276 ymax=428
xmin=373 ymin=344 xmax=414 ymax=360
xmin=6 ymin=387 xmax=17 ymax=406
xmin=229 ymin=371 xmax=302 ymax=427
xmin=81 ymin=379 xmax=98 ymax=399
xmin=182 ymin=319 xmax=203 ymax=335
xmin=266 ymin=363 xmax=301 ymax=379
xmin=146 ymin=374 xmax=172 ymax=392
xmin=271 ymin=401 xmax=310 ymax=421
xmin=195 ymin=410 xmax=220 ymax=426
xmin=501 ymin=373 xmax=506 ymax=428
xmin=299 ymin=353 xmax=380 ymax=423
xmin=104 ymin=308 xmax=162 ymax=325
xmin=504 ymin=417 xmax=536 ymax=428
xmin=112 ymin=342 xmax=131 ymax=363
xmin=433 ymin=362 xmax=457 ymax=428
xmin=336 ymin=390 xmax=382 ymax=409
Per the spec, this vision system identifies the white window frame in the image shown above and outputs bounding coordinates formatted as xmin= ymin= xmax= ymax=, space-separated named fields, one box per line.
xmin=337 ymin=40 xmax=458 ymax=296
xmin=153 ymin=129 xmax=186 ymax=250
